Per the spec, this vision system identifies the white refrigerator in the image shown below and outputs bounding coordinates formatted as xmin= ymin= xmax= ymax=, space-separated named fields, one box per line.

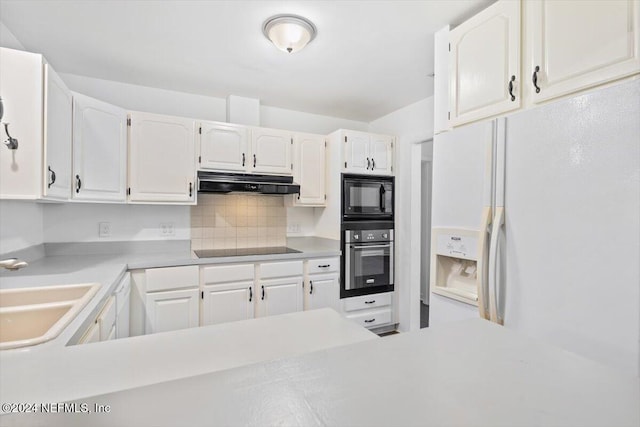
xmin=429 ymin=79 xmax=640 ymax=376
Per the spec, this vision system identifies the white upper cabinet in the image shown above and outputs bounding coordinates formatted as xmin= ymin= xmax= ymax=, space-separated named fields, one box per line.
xmin=0 ymin=48 xmax=73 ymax=200
xmin=369 ymin=134 xmax=393 ymax=175
xmin=449 ymin=0 xmax=521 ymax=126
xmin=343 ymin=130 xmax=370 ymax=174
xmin=343 ymin=130 xmax=394 ymax=176
xmin=43 ymin=65 xmax=72 ymax=200
xmin=250 ymin=127 xmax=293 ymax=175
xmin=199 ymin=121 xmax=249 ymax=172
xmin=72 ymin=92 xmax=127 ymax=202
xmin=525 ymin=0 xmax=640 ymax=104
xmin=128 ymin=112 xmax=196 ymax=204
xmin=433 ymin=25 xmax=451 ymax=135
xmin=292 ymin=132 xmax=326 ymax=206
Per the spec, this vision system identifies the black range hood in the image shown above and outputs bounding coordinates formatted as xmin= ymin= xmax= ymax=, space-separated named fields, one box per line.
xmin=198 ymin=171 xmax=300 ymax=195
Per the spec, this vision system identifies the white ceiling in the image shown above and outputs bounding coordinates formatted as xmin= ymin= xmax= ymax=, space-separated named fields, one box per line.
xmin=0 ymin=0 xmax=492 ymax=122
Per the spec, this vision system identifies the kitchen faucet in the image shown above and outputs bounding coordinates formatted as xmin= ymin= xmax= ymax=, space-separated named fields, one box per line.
xmin=0 ymin=258 xmax=28 ymax=271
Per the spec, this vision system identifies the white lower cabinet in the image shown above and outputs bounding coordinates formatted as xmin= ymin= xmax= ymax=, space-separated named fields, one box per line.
xmin=78 ymin=294 xmax=117 ymax=344
xmin=114 ymin=273 xmax=131 ymax=339
xmin=304 ymin=257 xmax=340 ymax=311
xmin=145 ymin=289 xmax=199 ymax=334
xmin=256 ymin=261 xmax=303 ymax=318
xmin=346 ymin=308 xmax=392 ymax=329
xmin=305 ymin=274 xmax=339 ymax=311
xmin=143 ymin=265 xmax=199 ymax=334
xmin=201 ymin=263 xmax=255 ymax=326
xmin=343 ymin=292 xmax=394 ymax=330
xmin=79 ymin=322 xmax=100 ymax=344
xmin=202 ymin=283 xmax=254 ymax=325
xmin=257 ymin=277 xmax=303 ymax=317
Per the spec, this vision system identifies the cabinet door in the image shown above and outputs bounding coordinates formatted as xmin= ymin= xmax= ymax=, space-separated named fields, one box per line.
xmin=293 ymin=133 xmax=326 ymax=206
xmin=449 ymin=0 xmax=521 ymax=126
xmin=305 ymin=273 xmax=339 ymax=311
xmin=199 ymin=121 xmax=249 ymax=172
xmin=433 ymin=25 xmax=451 ymax=135
xmin=145 ymin=288 xmax=199 ymax=334
xmin=98 ymin=296 xmax=116 ymax=340
xmin=526 ymin=0 xmax=640 ymax=104
xmin=43 ymin=64 xmax=72 ymax=200
xmin=72 ymin=92 xmax=127 ymax=202
xmin=78 ymin=322 xmax=100 ymax=344
xmin=257 ymin=277 xmax=302 ymax=318
xmin=0 ymin=48 xmax=43 ymax=199
xmin=369 ymin=134 xmax=393 ymax=175
xmin=202 ymin=281 xmax=254 ymax=326
xmin=343 ymin=131 xmax=370 ymax=173
xmin=251 ymin=127 xmax=293 ymax=175
xmin=129 ymin=112 xmax=196 ymax=203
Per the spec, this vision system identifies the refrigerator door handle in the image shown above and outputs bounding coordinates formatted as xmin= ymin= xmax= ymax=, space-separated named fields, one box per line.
xmin=488 ymin=206 xmax=505 ymax=325
xmin=477 ymin=206 xmax=492 ymax=320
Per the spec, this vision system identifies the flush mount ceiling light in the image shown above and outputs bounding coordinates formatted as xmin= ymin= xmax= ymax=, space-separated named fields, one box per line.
xmin=263 ymin=14 xmax=317 ymax=53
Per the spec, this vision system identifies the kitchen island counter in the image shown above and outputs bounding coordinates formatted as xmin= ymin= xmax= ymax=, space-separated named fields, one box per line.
xmin=3 ymin=318 xmax=638 ymax=426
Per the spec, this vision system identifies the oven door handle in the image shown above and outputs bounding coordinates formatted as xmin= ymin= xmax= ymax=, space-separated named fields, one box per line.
xmin=380 ymin=184 xmax=386 ymax=212
xmin=350 ymin=244 xmax=391 ymax=250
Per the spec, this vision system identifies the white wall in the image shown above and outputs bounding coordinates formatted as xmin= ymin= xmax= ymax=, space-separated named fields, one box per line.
xmin=369 ymin=97 xmax=434 ymax=332
xmin=261 ymin=105 xmax=368 ymax=134
xmin=0 ymin=201 xmax=44 ymax=254
xmin=0 ymin=21 xmax=24 ymax=50
xmin=43 ymin=204 xmax=190 ymax=243
xmin=59 ymin=73 xmax=227 ymax=122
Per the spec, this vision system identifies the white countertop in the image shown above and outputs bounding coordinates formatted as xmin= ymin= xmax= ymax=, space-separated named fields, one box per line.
xmin=0 ymin=308 xmax=375 ymax=406
xmin=3 ymin=319 xmax=638 ymax=427
xmin=0 ymin=237 xmax=341 ymax=351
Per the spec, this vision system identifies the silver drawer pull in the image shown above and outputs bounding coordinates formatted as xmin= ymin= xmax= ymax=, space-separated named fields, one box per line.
xmin=364 ymin=318 xmax=375 ymax=323
xmin=364 ymin=300 xmax=376 ymax=304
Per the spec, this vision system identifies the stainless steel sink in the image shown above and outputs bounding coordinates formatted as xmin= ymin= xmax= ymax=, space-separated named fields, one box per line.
xmin=0 ymin=283 xmax=100 ymax=350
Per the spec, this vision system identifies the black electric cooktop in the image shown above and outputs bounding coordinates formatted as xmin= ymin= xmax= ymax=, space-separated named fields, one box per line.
xmin=194 ymin=247 xmax=302 ymax=258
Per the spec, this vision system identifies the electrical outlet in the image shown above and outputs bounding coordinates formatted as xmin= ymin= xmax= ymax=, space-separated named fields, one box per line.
xmin=160 ymin=222 xmax=175 ymax=236
xmin=287 ymin=224 xmax=301 ymax=233
xmin=99 ymin=222 xmax=111 ymax=238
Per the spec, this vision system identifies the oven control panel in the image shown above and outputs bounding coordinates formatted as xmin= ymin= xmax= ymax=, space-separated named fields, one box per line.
xmin=346 ymin=229 xmax=394 ymax=243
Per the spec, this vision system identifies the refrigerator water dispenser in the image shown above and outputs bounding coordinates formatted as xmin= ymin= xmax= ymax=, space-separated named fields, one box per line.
xmin=430 ymin=229 xmax=480 ymax=306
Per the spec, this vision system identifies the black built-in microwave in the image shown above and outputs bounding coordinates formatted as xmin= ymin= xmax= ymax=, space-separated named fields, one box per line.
xmin=342 ymin=174 xmax=394 ymax=221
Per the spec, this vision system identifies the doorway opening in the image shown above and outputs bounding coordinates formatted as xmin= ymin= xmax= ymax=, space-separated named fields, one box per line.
xmin=420 ymin=140 xmax=433 ymax=328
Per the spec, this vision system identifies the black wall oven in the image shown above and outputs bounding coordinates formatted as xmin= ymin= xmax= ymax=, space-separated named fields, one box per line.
xmin=342 ymin=174 xmax=394 ymax=221
xmin=341 ymin=226 xmax=394 ymax=298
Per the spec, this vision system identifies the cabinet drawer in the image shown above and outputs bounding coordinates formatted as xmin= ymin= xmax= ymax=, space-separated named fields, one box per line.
xmin=346 ymin=308 xmax=392 ymax=329
xmin=307 ymin=257 xmax=339 ymax=274
xmin=343 ymin=293 xmax=392 ymax=312
xmin=202 ymin=264 xmax=254 ymax=284
xmin=98 ymin=296 xmax=116 ymax=340
xmin=146 ymin=265 xmax=198 ymax=292
xmin=260 ymin=261 xmax=303 ymax=279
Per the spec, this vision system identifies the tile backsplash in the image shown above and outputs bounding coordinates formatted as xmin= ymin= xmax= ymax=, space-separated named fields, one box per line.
xmin=191 ymin=194 xmax=287 ymax=251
